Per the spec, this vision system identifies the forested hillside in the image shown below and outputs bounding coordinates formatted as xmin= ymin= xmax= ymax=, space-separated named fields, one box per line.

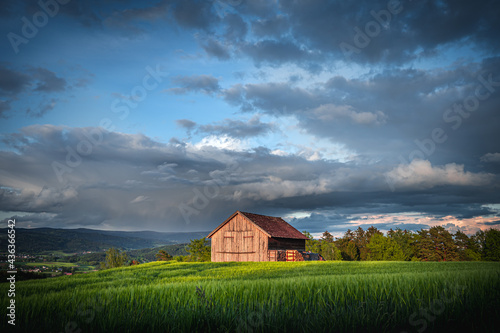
xmin=0 ymin=228 xmax=208 ymax=254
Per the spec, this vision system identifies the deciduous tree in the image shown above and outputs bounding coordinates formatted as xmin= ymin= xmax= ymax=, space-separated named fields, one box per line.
xmin=367 ymin=234 xmax=406 ymax=261
xmin=387 ymin=228 xmax=416 ymax=260
xmin=303 ymin=231 xmax=321 ymax=253
xmin=156 ymin=250 xmax=173 ymax=261
xmin=187 ymin=237 xmax=211 ymax=262
xmin=100 ymin=248 xmax=127 ymax=269
xmin=321 ymin=231 xmax=334 ymax=243
xmin=320 ymin=240 xmax=342 ymax=261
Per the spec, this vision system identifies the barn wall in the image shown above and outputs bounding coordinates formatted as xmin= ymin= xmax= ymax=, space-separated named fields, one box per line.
xmin=211 ymin=213 xmax=269 ymax=262
xmin=268 ymin=238 xmax=306 ymax=251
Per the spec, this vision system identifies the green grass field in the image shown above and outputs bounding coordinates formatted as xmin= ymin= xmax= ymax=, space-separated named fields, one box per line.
xmin=23 ymin=262 xmax=77 ymax=268
xmin=1 ymin=261 xmax=499 ymax=332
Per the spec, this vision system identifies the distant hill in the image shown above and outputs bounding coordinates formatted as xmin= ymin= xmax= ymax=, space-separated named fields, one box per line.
xmin=0 ymin=228 xmax=210 ymax=254
xmin=75 ymin=229 xmax=210 ymax=243
xmin=65 ymin=243 xmax=192 ymax=265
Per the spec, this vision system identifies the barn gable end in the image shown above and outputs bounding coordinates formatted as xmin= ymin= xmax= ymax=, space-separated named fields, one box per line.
xmin=207 ymin=211 xmax=308 ymax=262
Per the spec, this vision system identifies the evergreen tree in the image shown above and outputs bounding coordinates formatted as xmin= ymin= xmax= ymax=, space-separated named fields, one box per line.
xmin=345 ymin=241 xmax=360 ymax=261
xmin=416 ymin=227 xmax=458 ymax=261
xmin=335 ymin=229 xmax=358 ymax=260
xmin=482 ymin=229 xmax=500 ymax=261
xmin=414 ymin=229 xmax=434 ymax=261
xmin=354 ymin=227 xmax=368 ymax=260
xmin=454 ymin=230 xmax=480 ymax=261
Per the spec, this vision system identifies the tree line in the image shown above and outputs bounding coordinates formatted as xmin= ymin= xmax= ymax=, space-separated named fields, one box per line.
xmin=100 ymin=227 xmax=499 ymax=268
xmin=303 ymin=226 xmax=500 ymax=261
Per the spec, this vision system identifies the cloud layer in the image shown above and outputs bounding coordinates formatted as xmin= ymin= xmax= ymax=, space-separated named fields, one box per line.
xmin=1 ymin=125 xmax=498 ymax=233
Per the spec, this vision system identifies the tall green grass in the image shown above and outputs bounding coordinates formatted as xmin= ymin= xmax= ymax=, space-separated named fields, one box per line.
xmin=1 ymin=261 xmax=499 ymax=332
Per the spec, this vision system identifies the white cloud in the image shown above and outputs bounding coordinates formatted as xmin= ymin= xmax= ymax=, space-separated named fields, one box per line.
xmin=34 ymin=186 xmax=78 ymax=207
xmin=231 ymin=175 xmax=333 ymax=201
xmin=385 ymin=160 xmax=494 ymax=190
xmin=481 ymin=152 xmax=500 ymax=163
xmin=270 ymin=149 xmax=289 ymax=157
xmin=194 ymin=135 xmax=248 ymax=151
xmin=130 ymin=195 xmax=149 ymax=204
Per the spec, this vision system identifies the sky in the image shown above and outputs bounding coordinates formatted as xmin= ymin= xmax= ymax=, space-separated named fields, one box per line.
xmin=0 ymin=0 xmax=499 ymax=237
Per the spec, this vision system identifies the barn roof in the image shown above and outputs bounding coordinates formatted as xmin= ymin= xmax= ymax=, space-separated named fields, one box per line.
xmin=207 ymin=211 xmax=308 ymax=240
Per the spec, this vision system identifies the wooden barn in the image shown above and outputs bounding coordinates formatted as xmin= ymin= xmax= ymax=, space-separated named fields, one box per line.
xmin=207 ymin=211 xmax=313 ymax=262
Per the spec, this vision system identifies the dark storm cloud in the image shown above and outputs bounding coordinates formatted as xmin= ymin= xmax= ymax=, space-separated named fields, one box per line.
xmin=244 ymin=0 xmax=498 ymax=67
xmin=0 ymin=100 xmax=10 ymax=118
xmin=0 ymin=65 xmax=31 ymax=94
xmin=25 ymin=98 xmax=58 ymax=118
xmin=198 ymin=116 xmax=275 ymax=138
xmin=8 ymin=0 xmax=167 ymax=29
xmin=11 ymin=0 xmax=102 ymax=27
xmin=275 ymin=0 xmax=500 ymax=64
xmin=0 ymin=64 xmax=92 ymax=118
xmin=4 ymin=0 xmax=214 ymax=34
xmin=149 ymin=0 xmax=500 ymax=68
xmin=0 ymin=66 xmax=65 ymax=95
xmin=223 ymin=13 xmax=248 ymax=42
xmin=32 ymin=68 xmax=67 ymax=92
xmin=269 ymin=189 xmax=499 ymax=220
xmin=109 ymin=1 xmax=168 ymax=22
xmin=7 ymin=1 xmax=499 ymax=68
xmin=176 ymin=119 xmax=197 ymax=130
xmin=55 ymin=0 xmax=101 ymax=27
xmin=177 ymin=117 xmax=276 ymax=139
xmin=168 ymin=75 xmax=221 ymax=95
xmin=0 ymin=65 xmax=64 ymax=118
xmin=222 ymin=82 xmax=318 ymax=113
xmin=168 ymin=0 xmax=218 ymax=31
xmin=251 ymin=15 xmax=289 ymax=38
xmin=0 ymin=1 xmax=15 ymax=17
xmin=236 ymin=0 xmax=277 ymax=17
xmin=241 ymin=39 xmax=313 ymax=66
xmin=0 ymin=65 xmax=30 ymax=117
xmin=200 ymin=38 xmax=232 ymax=60
xmin=103 ymin=1 xmax=169 ymax=35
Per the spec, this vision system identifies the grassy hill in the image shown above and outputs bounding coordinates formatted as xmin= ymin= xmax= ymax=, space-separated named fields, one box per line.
xmin=1 ymin=261 xmax=499 ymax=332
